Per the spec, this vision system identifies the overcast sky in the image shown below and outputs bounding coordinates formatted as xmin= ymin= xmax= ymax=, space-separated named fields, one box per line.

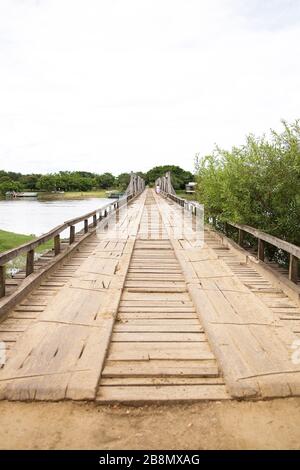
xmin=0 ymin=0 xmax=299 ymax=175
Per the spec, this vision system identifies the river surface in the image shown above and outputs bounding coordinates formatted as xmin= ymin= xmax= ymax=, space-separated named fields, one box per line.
xmin=0 ymin=197 xmax=114 ymax=236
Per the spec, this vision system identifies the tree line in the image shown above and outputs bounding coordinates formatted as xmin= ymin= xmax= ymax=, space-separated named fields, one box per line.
xmin=0 ymin=165 xmax=194 ymax=195
xmin=196 ymin=119 xmax=300 ymax=246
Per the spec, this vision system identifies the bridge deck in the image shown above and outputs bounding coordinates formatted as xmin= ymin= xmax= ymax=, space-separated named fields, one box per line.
xmin=0 ymin=189 xmax=300 ymax=402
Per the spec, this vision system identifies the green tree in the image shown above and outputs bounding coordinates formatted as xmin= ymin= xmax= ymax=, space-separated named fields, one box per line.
xmin=117 ymin=173 xmax=131 ymax=190
xmin=145 ymin=165 xmax=194 ymax=189
xmin=96 ymin=173 xmax=115 ymax=189
xmin=37 ymin=174 xmax=58 ymax=192
xmin=195 ymin=119 xmax=300 ymax=245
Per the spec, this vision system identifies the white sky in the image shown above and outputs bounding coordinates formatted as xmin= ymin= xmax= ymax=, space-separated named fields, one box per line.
xmin=0 ymin=0 xmax=299 ymax=175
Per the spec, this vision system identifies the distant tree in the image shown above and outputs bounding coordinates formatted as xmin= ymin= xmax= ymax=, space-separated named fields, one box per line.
xmin=19 ymin=174 xmax=41 ymax=191
xmin=96 ymin=173 xmax=116 ymax=189
xmin=37 ymin=175 xmax=57 ymax=192
xmin=117 ymin=173 xmax=131 ymax=190
xmin=0 ymin=179 xmax=22 ymax=195
xmin=145 ymin=165 xmax=194 ymax=189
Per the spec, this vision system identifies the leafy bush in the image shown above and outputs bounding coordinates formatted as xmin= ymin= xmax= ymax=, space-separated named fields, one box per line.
xmin=195 ymin=120 xmax=300 ymax=246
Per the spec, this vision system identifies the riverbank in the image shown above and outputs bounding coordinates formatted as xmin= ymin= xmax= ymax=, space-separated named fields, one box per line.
xmin=38 ymin=190 xmax=113 ymax=200
xmin=0 ymin=230 xmax=52 ymax=254
xmin=0 ymin=229 xmax=36 ymax=253
xmin=176 ymin=191 xmax=196 ymax=201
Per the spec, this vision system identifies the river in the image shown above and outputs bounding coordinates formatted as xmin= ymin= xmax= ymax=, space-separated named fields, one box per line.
xmin=0 ymin=197 xmax=114 ymax=236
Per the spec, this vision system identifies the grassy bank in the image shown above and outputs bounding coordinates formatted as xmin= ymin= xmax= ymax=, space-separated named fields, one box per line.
xmin=0 ymin=230 xmax=52 ymax=254
xmin=176 ymin=191 xmax=196 ymax=201
xmin=38 ymin=190 xmax=115 ymax=200
xmin=0 ymin=230 xmax=35 ymax=253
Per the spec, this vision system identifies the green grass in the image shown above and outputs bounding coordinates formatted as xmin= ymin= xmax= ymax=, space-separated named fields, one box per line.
xmin=0 ymin=229 xmax=53 ymax=276
xmin=38 ymin=190 xmax=116 ymax=200
xmin=0 ymin=230 xmax=52 ymax=254
xmin=176 ymin=191 xmax=197 ymax=201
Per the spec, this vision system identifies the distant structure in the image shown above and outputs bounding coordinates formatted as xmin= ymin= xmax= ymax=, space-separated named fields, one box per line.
xmin=155 ymin=171 xmax=176 ymax=195
xmin=185 ymin=182 xmax=196 ymax=194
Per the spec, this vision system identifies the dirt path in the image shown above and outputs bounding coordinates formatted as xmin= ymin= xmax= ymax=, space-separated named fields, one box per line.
xmin=0 ymin=398 xmax=300 ymax=450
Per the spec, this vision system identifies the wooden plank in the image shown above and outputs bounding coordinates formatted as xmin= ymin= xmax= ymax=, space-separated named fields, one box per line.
xmin=111 ymin=332 xmax=205 ymax=342
xmin=118 ymin=312 xmax=197 ymax=319
xmin=101 ymin=377 xmax=224 ymax=386
xmin=96 ymin=384 xmax=229 ymax=402
xmin=102 ymin=359 xmax=219 ymax=377
xmin=108 ymin=341 xmax=214 ymax=360
xmin=115 ymin=318 xmax=199 ymax=325
xmin=114 ymin=323 xmax=202 ymax=333
xmin=126 ymin=287 xmax=187 ymax=293
xmin=120 ymin=300 xmax=193 ymax=307
xmin=119 ymin=306 xmax=194 ymax=312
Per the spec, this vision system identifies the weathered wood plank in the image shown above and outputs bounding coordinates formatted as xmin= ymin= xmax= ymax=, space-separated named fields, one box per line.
xmin=96 ymin=384 xmax=229 ymax=402
xmin=102 ymin=359 xmax=219 ymax=377
xmin=111 ymin=332 xmax=205 ymax=342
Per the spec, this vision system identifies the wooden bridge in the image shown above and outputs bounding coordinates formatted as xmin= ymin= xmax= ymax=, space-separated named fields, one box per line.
xmin=0 ymin=173 xmax=300 ymax=403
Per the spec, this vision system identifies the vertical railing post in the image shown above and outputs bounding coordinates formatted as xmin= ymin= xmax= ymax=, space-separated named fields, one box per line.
xmin=93 ymin=214 xmax=97 ymax=227
xmin=0 ymin=265 xmax=5 ymax=298
xmin=224 ymin=222 xmax=229 ymax=237
xmin=238 ymin=229 xmax=244 ymax=246
xmin=26 ymin=249 xmax=34 ymax=276
xmin=84 ymin=219 xmax=89 ymax=233
xmin=258 ymin=239 xmax=265 ymax=261
xmin=289 ymin=254 xmax=299 ymax=283
xmin=54 ymin=234 xmax=60 ymax=255
xmin=69 ymin=225 xmax=75 ymax=244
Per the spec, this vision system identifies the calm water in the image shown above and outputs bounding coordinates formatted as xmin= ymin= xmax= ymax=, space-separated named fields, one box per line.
xmin=0 ymin=197 xmax=114 ymax=236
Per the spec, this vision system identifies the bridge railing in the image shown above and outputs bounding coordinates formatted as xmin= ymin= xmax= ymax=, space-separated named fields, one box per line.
xmin=219 ymin=221 xmax=300 ymax=284
xmin=155 ymin=171 xmax=200 ymax=216
xmin=0 ymin=199 xmax=119 ymax=298
xmin=0 ymin=174 xmax=145 ymax=298
xmin=155 ymin=171 xmax=299 ymax=284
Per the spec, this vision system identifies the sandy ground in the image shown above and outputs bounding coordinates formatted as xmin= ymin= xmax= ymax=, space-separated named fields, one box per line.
xmin=0 ymin=398 xmax=300 ymax=450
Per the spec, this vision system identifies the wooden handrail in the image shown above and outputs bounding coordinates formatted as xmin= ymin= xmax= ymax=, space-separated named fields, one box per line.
xmin=0 ymin=186 xmax=145 ymax=298
xmin=222 ymin=221 xmax=299 ymax=283
xmin=0 ymin=200 xmax=116 ymax=266
xmin=159 ymin=185 xmax=299 ymax=285
xmin=160 ymin=190 xmax=200 ymax=214
xmin=227 ymin=221 xmax=300 ymax=260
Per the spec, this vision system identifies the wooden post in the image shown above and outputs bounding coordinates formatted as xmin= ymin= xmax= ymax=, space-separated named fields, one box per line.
xmin=224 ymin=222 xmax=229 ymax=237
xmin=238 ymin=229 xmax=244 ymax=246
xmin=257 ymin=239 xmax=265 ymax=261
xmin=104 ymin=210 xmax=107 ymax=218
xmin=54 ymin=234 xmax=60 ymax=255
xmin=69 ymin=225 xmax=75 ymax=244
xmin=84 ymin=219 xmax=89 ymax=233
xmin=289 ymin=254 xmax=299 ymax=283
xmin=26 ymin=249 xmax=34 ymax=276
xmin=93 ymin=214 xmax=97 ymax=227
xmin=0 ymin=265 xmax=5 ymax=298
